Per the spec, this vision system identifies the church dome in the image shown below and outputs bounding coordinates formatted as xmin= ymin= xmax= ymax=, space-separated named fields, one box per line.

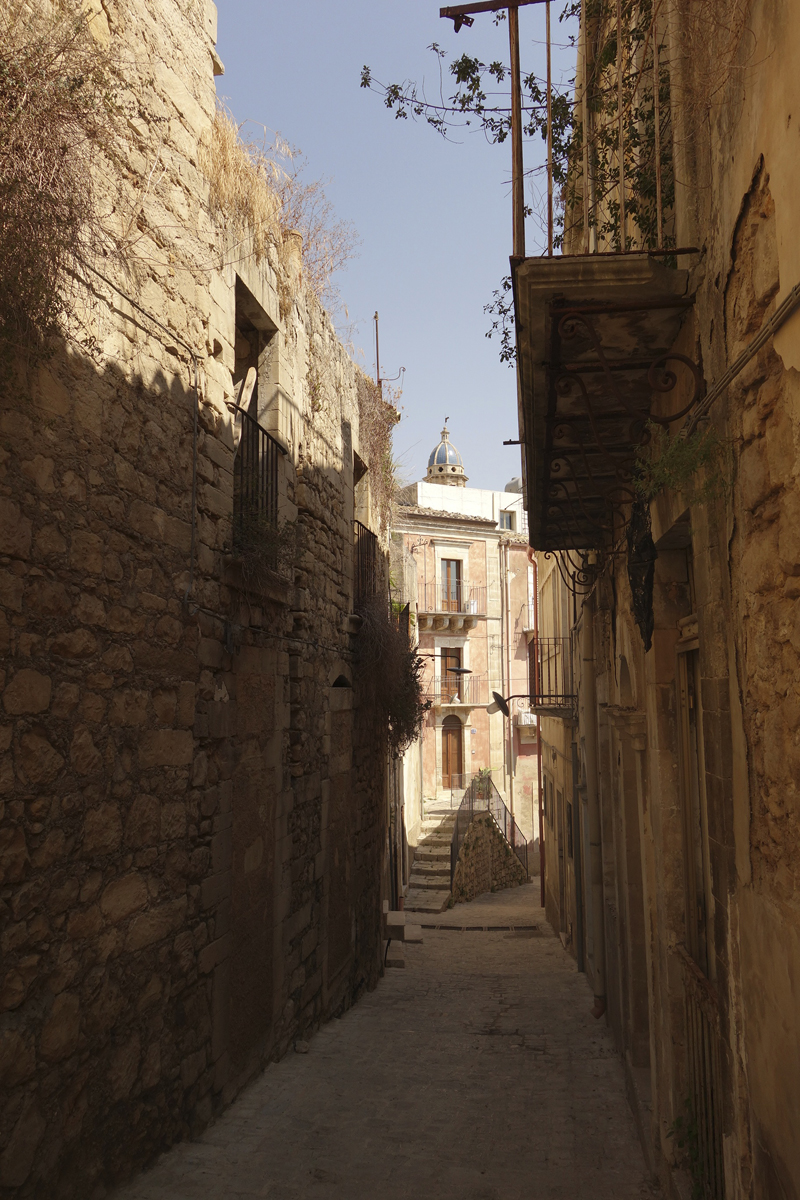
xmin=426 ymin=422 xmax=468 ymax=487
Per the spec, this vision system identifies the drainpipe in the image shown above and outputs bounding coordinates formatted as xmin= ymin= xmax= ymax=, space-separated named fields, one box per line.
xmin=582 ymin=588 xmax=607 ymax=1018
xmin=503 ymin=541 xmax=516 ymax=821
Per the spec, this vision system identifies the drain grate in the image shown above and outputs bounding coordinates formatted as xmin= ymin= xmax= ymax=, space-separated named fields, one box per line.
xmin=420 ymin=924 xmax=540 ymax=932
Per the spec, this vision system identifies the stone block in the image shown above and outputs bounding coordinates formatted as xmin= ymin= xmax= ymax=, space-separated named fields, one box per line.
xmin=0 ymin=497 xmax=32 ymax=558
xmin=198 ymin=932 xmax=230 ymax=974
xmin=0 ymin=826 xmax=29 ymax=885
xmin=109 ymin=690 xmax=149 ymax=727
xmin=49 ymin=628 xmax=98 ymax=657
xmin=40 ymin=991 xmax=81 ymax=1062
xmin=3 ymin=669 xmax=51 ymax=715
xmin=211 ymin=828 xmax=232 ymax=874
xmin=16 ymin=731 xmax=64 ymax=785
xmin=201 ymin=870 xmax=231 ymax=910
xmin=0 ymin=1099 xmax=46 ymax=1188
xmin=125 ymin=794 xmax=160 ymax=848
xmin=70 ymin=727 xmax=103 ymax=776
xmin=125 ymin=897 xmax=188 ymax=952
xmin=139 ymin=729 xmax=194 ymax=768
xmin=70 ymin=530 xmax=104 ymax=573
xmin=83 ymin=804 xmax=122 ymax=857
xmin=100 ymin=873 xmax=148 ymax=923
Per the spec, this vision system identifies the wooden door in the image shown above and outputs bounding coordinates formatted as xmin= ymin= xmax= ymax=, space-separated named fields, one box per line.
xmin=441 ymin=647 xmax=462 ymax=702
xmin=441 ymin=716 xmax=463 ymax=788
xmin=441 ymin=558 xmax=462 ymax=612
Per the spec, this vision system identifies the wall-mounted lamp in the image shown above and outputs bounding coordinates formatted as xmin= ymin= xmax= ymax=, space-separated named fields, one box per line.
xmin=487 ymin=690 xmax=529 ymax=716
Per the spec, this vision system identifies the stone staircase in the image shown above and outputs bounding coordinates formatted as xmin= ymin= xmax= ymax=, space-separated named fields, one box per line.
xmin=404 ymin=809 xmax=456 ymax=913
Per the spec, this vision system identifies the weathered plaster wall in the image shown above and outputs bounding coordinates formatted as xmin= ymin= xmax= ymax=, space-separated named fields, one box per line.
xmin=0 ymin=1 xmax=388 ymax=1196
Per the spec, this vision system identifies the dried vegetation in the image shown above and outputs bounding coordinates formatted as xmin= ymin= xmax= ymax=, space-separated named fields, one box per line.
xmin=0 ymin=1 xmax=118 ymax=363
xmin=200 ymin=106 xmax=359 ymax=314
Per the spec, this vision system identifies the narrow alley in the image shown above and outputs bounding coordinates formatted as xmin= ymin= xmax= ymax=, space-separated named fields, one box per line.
xmin=112 ymin=885 xmax=659 ymax=1200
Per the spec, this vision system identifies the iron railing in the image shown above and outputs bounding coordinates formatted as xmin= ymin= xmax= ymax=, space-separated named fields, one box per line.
xmin=528 ymin=636 xmax=575 ymax=709
xmin=426 ymin=674 xmax=488 ymax=707
xmin=233 ymin=407 xmax=286 ymax=554
xmin=354 ymin=520 xmax=378 ymax=607
xmin=677 ymin=947 xmax=726 ymax=1200
xmin=418 ymin=581 xmax=486 ymax=616
xmin=450 ymin=773 xmax=528 ymax=885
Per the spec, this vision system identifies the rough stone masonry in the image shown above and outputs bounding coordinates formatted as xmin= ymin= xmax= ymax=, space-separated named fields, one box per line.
xmin=0 ymin=1 xmax=390 ymax=1196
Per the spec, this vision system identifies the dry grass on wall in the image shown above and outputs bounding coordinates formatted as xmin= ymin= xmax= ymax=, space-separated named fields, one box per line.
xmin=0 ymin=1 xmax=118 ymax=366
xmin=200 ymin=105 xmax=359 ymax=315
xmin=357 ymin=373 xmax=401 ymax=540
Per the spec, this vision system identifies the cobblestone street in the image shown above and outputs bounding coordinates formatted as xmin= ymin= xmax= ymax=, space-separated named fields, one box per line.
xmin=112 ymin=884 xmax=660 ymax=1200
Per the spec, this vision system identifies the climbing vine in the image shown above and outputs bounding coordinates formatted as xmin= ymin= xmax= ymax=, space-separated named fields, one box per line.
xmin=634 ymin=421 xmax=728 ymax=504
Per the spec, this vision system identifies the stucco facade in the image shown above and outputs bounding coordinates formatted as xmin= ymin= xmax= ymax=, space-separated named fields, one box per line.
xmin=394 ymin=463 xmax=539 ymax=849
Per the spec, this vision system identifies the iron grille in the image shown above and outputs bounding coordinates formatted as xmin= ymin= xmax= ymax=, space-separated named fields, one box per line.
xmin=528 ymin=637 xmax=575 ymax=710
xmin=418 ymin=581 xmax=486 ymax=615
xmin=233 ymin=407 xmax=285 ymax=555
xmin=677 ymin=947 xmax=726 ymax=1200
xmin=354 ymin=520 xmax=378 ymax=607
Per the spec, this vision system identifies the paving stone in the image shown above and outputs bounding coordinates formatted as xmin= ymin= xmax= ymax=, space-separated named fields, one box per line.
xmin=111 ymin=884 xmax=661 ymax=1200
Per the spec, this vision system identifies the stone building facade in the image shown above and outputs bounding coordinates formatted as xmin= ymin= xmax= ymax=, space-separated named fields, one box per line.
xmin=514 ymin=2 xmax=800 ymax=1198
xmin=0 ymin=2 xmax=390 ymax=1196
xmin=394 ymin=434 xmax=539 ymax=846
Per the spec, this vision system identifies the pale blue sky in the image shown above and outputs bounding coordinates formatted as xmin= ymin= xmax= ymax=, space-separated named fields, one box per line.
xmin=216 ymin=1 xmax=575 ymax=490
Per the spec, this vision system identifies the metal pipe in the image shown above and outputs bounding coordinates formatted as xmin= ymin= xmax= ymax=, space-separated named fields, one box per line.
xmin=580 ymin=0 xmax=591 ymax=253
xmin=546 ymin=0 xmax=553 ymax=256
xmin=653 ymin=17 xmax=662 ymax=248
xmin=509 ymin=5 xmax=526 ymax=258
xmin=616 ymin=0 xmax=626 ymax=252
xmin=582 ymin=588 xmax=606 ymax=1016
xmin=571 ymin=737 xmax=585 ymax=971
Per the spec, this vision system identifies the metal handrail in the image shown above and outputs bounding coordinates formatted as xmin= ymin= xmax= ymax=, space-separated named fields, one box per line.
xmin=450 ymin=773 xmax=528 ymax=886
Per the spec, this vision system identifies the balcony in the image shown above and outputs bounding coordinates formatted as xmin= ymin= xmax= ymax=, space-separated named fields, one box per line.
xmin=354 ymin=520 xmax=378 ymax=608
xmin=426 ymin=673 xmax=488 ymax=710
xmin=528 ymin=637 xmax=575 ymax=717
xmin=417 ymin=581 xmax=485 ymax=632
xmin=522 ymin=602 xmax=536 ymax=637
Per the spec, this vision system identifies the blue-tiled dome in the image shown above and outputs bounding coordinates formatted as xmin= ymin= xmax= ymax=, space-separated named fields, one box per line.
xmin=425 ymin=422 xmax=468 ymax=487
xmin=428 ymin=436 xmax=463 ymax=468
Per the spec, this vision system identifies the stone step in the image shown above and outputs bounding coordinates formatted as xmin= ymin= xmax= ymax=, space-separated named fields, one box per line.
xmin=408 ymin=874 xmax=450 ymax=891
xmin=403 ymin=887 xmax=451 ymax=913
xmin=412 ymin=859 xmax=451 ymax=875
xmin=414 ymin=848 xmax=450 ymax=863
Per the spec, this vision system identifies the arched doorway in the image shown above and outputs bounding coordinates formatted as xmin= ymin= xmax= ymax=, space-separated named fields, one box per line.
xmin=441 ymin=715 xmax=463 ymax=788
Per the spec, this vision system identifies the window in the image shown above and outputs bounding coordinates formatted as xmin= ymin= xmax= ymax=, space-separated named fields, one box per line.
xmin=566 ymin=800 xmax=574 ymax=858
xmin=499 ymin=510 xmax=516 ymax=531
xmin=441 ymin=647 xmax=462 ymax=701
xmin=441 ymin=558 xmax=462 ymax=612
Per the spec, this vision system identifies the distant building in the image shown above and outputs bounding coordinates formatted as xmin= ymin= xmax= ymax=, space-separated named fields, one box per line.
xmin=392 ymin=426 xmax=539 ymax=883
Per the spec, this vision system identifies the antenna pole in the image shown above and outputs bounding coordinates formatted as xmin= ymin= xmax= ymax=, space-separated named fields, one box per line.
xmin=374 ymin=310 xmax=381 ymax=394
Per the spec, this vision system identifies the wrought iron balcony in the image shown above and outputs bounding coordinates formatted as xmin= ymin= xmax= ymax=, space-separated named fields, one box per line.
xmin=354 ymin=520 xmax=378 ymax=608
xmin=528 ymin=636 xmax=575 ymax=716
xmin=417 ymin=581 xmax=485 ymax=631
xmin=233 ymin=407 xmax=287 ymax=560
xmin=512 ymin=255 xmax=702 ymax=551
xmin=426 ymin=673 xmax=488 ymax=708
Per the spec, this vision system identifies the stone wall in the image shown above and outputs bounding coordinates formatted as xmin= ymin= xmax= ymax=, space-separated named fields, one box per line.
xmin=451 ymin=814 xmax=527 ymax=905
xmin=0 ymin=2 xmax=389 ymax=1196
